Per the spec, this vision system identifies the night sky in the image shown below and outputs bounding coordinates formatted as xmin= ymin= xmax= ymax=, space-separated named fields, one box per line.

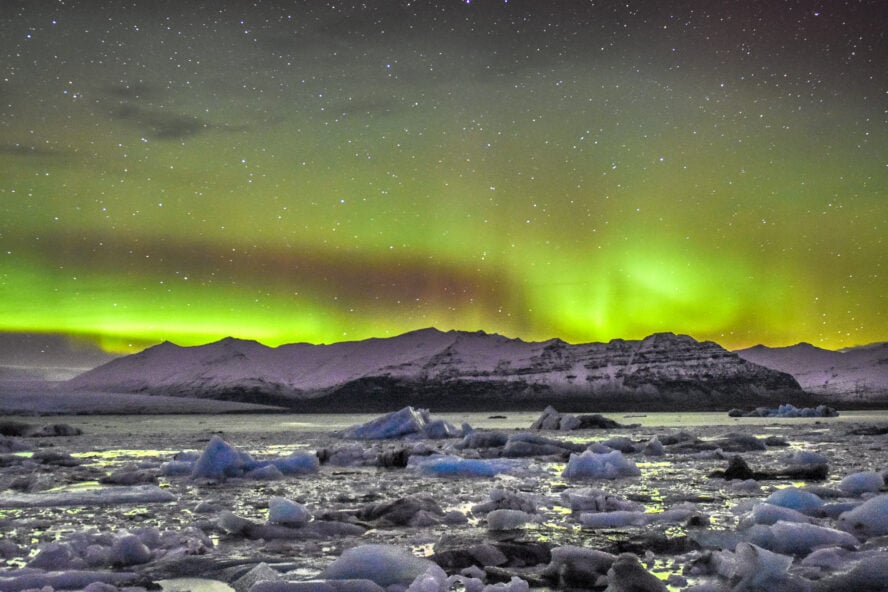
xmin=1 ymin=0 xmax=885 ymax=356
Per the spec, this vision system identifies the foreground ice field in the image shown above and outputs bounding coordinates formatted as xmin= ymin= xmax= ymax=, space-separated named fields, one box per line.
xmin=2 ymin=407 xmax=888 ymax=592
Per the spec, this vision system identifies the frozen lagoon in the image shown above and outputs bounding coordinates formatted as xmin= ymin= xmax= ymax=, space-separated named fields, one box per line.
xmin=2 ymin=410 xmax=888 ymax=592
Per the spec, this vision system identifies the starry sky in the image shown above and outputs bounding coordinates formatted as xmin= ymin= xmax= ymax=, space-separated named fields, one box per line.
xmin=1 ymin=0 xmax=885 ymax=356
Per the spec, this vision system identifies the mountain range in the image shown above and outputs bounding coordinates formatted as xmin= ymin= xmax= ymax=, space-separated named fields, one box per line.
xmin=736 ymin=342 xmax=888 ymax=402
xmin=66 ymin=328 xmax=824 ymax=412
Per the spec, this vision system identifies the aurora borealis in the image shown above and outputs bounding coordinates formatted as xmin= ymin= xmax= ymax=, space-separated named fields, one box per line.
xmin=1 ymin=1 xmax=885 ymax=355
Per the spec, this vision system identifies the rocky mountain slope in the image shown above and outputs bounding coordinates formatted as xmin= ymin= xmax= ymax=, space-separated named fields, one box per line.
xmin=736 ymin=342 xmax=888 ymax=402
xmin=67 ymin=329 xmax=807 ymax=411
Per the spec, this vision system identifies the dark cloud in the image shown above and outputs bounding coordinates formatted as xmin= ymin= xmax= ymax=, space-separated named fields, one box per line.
xmin=332 ymin=96 xmax=403 ymax=119
xmin=104 ymin=82 xmax=159 ymax=101
xmin=0 ymin=143 xmax=64 ymax=157
xmin=0 ymin=332 xmax=117 ymax=368
xmin=18 ymin=230 xmax=524 ymax=324
xmin=109 ymin=104 xmax=209 ymax=140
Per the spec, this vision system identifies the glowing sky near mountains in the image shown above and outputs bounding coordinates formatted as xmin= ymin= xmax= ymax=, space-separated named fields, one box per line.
xmin=1 ymin=0 xmax=885 ymax=354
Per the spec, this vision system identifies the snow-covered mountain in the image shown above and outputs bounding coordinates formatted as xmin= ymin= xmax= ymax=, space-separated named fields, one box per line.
xmin=736 ymin=342 xmax=888 ymax=402
xmin=68 ymin=328 xmax=808 ymax=411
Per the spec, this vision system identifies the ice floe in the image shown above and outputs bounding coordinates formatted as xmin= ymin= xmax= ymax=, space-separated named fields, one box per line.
xmin=837 ymin=494 xmax=888 ymax=536
xmin=0 ymin=484 xmax=174 ymax=508
xmin=409 ymin=454 xmax=523 ymax=478
xmin=341 ymin=407 xmax=466 ymax=440
xmin=562 ymin=450 xmax=640 ymax=480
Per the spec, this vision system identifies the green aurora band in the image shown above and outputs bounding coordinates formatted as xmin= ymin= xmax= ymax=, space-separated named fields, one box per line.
xmin=0 ymin=1 xmax=884 ymax=353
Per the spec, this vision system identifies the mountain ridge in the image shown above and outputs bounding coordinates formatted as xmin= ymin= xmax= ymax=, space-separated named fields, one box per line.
xmin=735 ymin=341 xmax=888 ymax=401
xmin=67 ymin=328 xmax=814 ymax=412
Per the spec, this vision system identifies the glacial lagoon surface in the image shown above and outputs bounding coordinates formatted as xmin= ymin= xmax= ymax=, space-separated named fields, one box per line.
xmin=2 ymin=409 xmax=888 ymax=592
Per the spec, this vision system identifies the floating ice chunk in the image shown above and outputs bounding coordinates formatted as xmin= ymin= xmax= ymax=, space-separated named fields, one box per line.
xmin=501 ymin=433 xmax=581 ymax=457
xmin=541 ymin=546 xmax=615 ymax=589
xmin=749 ymin=520 xmax=858 ymax=555
xmin=446 ymin=575 xmax=485 ymax=592
xmin=731 ymin=479 xmax=761 ymax=492
xmin=423 ymin=419 xmax=461 ymax=439
xmin=460 ymin=566 xmax=486 ymax=581
xmin=487 ymin=509 xmax=533 ymax=530
xmin=562 ymin=450 xmax=640 ymax=480
xmin=561 ymin=488 xmax=644 ymax=513
xmin=604 ymin=553 xmax=666 ymax=591
xmin=0 ymin=484 xmax=175 ymax=508
xmin=838 ymin=471 xmax=884 ymax=496
xmin=110 ymin=533 xmax=152 ymax=566
xmin=318 ymin=445 xmax=380 ymax=467
xmin=191 ymin=435 xmax=251 ymax=480
xmin=0 ymin=570 xmax=141 ymax=592
xmin=244 ymin=464 xmax=285 ymax=480
xmin=740 ymin=502 xmax=813 ymax=527
xmin=800 ymin=546 xmax=855 ymax=569
xmin=738 ymin=403 xmax=837 ymax=418
xmin=481 ymin=577 xmax=529 ymax=592
xmin=406 ymin=564 xmax=448 ymax=592
xmin=472 ymin=488 xmax=537 ymax=515
xmin=409 ymin=454 xmax=520 ymax=478
xmin=642 ymin=437 xmax=664 ymax=457
xmin=160 ymin=460 xmax=194 ymax=476
xmin=341 ymin=407 xmax=463 ymax=440
xmin=784 ymin=450 xmax=828 ymax=466
xmin=838 ymin=494 xmax=888 ymax=537
xmin=558 ymin=414 xmax=581 ymax=431
xmin=343 ymin=407 xmax=429 ymax=439
xmin=27 ymin=542 xmax=80 ymax=570
xmin=647 ymin=503 xmax=703 ymax=525
xmin=251 ymin=581 xmax=386 ymax=592
xmin=188 ymin=436 xmax=318 ymax=481
xmin=530 ymin=405 xmax=562 ymax=430
xmin=0 ymin=435 xmax=30 ymax=452
xmin=599 ymin=436 xmax=636 ymax=453
xmin=268 ymin=497 xmax=311 ymax=526
xmin=219 ymin=511 xmax=257 ymax=535
xmin=268 ymin=451 xmax=320 ymax=475
xmin=233 ymin=562 xmax=282 ymax=592
xmin=811 ymin=553 xmax=888 ymax=590
xmin=459 ymin=431 xmax=509 ymax=449
xmin=578 ymin=510 xmax=647 ymax=528
xmin=725 ymin=542 xmax=794 ymax=591
xmin=764 ymin=486 xmax=824 ymax=513
xmin=321 ymin=544 xmax=441 ymax=587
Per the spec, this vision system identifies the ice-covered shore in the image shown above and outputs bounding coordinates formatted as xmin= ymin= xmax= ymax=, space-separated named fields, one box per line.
xmin=1 ymin=406 xmax=888 ymax=592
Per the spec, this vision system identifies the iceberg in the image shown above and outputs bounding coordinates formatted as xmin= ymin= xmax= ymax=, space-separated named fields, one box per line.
xmin=409 ymin=454 xmax=521 ymax=478
xmin=747 ymin=520 xmax=858 ymax=554
xmin=109 ymin=533 xmax=152 ymax=566
xmin=562 ymin=450 xmax=641 ymax=480
xmin=838 ymin=494 xmax=888 ymax=537
xmin=186 ymin=435 xmax=318 ymax=481
xmin=0 ymin=484 xmax=174 ymax=508
xmin=321 ymin=544 xmax=441 ymax=587
xmin=764 ymin=487 xmax=824 ymax=513
xmin=740 ymin=502 xmax=812 ymax=527
xmin=268 ymin=451 xmax=320 ymax=475
xmin=268 ymin=496 xmax=312 ymax=526
xmin=341 ymin=407 xmax=465 ymax=440
xmin=191 ymin=435 xmax=252 ymax=480
xmin=486 ymin=509 xmax=533 ymax=530
xmin=838 ymin=471 xmax=884 ymax=496
xmin=578 ymin=510 xmax=647 ymax=529
xmin=723 ymin=543 xmax=794 ymax=591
